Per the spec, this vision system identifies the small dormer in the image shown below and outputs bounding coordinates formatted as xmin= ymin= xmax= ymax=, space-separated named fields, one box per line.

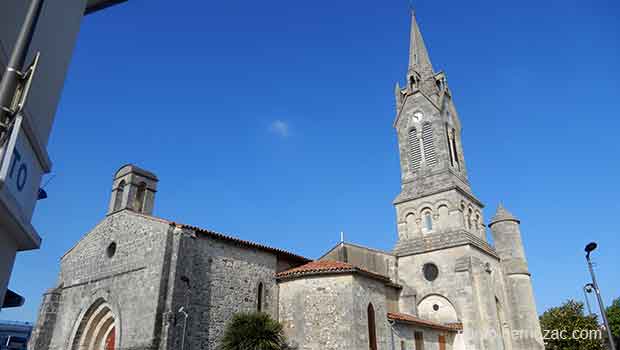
xmin=107 ymin=164 xmax=158 ymax=216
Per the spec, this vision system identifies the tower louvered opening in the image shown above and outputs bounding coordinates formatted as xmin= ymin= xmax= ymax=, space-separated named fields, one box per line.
xmin=422 ymin=123 xmax=437 ymax=167
xmin=408 ymin=128 xmax=422 ymax=171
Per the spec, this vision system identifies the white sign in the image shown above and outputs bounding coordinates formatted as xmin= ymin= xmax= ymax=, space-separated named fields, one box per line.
xmin=0 ymin=115 xmax=45 ymax=249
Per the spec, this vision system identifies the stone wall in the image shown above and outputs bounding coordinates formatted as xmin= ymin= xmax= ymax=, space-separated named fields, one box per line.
xmin=320 ymin=243 xmax=398 ymax=281
xmin=393 ymin=323 xmax=456 ymax=350
xmin=27 ymin=288 xmax=61 ymax=350
xmin=351 ymin=276 xmax=393 ymax=350
xmin=160 ymin=225 xmax=300 ymax=350
xmin=397 ymin=245 xmax=507 ymax=350
xmin=278 ymin=273 xmax=394 ymax=350
xmin=29 ymin=211 xmax=172 ymax=350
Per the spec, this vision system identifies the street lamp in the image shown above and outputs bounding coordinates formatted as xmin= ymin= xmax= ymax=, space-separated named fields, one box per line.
xmin=584 ymin=242 xmax=616 ymax=350
xmin=583 ymin=283 xmax=595 ymax=316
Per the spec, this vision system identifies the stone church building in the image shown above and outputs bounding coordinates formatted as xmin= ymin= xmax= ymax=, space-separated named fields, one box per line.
xmin=29 ymin=12 xmax=545 ymax=350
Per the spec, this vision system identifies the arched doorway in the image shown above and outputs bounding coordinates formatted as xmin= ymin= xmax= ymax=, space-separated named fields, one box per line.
xmin=71 ymin=298 xmax=118 ymax=350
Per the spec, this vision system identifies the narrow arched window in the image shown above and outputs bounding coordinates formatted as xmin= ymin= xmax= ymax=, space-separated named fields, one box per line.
xmin=424 ymin=212 xmax=433 ymax=232
xmin=422 ymin=123 xmax=437 ymax=167
xmin=257 ymin=282 xmax=264 ymax=312
xmin=446 ymin=124 xmax=455 ymax=167
xmin=367 ymin=303 xmax=377 ymax=350
xmin=113 ymin=180 xmax=125 ymax=212
xmin=451 ymin=128 xmax=460 ymax=169
xmin=134 ymin=182 xmax=147 ymax=212
xmin=438 ymin=205 xmax=449 ymax=230
xmin=405 ymin=213 xmax=416 ymax=237
xmin=408 ymin=128 xmax=422 ymax=172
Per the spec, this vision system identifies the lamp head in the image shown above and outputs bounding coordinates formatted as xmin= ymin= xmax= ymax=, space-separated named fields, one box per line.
xmin=585 ymin=242 xmax=598 ymax=259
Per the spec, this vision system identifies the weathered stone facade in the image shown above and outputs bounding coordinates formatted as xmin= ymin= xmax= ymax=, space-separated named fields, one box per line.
xmin=29 ymin=10 xmax=545 ymax=350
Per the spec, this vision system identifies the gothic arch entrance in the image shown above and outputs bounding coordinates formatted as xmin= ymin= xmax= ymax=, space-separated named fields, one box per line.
xmin=70 ymin=298 xmax=118 ymax=350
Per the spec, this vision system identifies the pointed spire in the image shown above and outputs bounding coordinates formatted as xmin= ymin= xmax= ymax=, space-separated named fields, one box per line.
xmin=408 ymin=9 xmax=434 ymax=77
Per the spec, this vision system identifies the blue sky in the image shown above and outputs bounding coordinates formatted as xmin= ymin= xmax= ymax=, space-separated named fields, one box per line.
xmin=2 ymin=0 xmax=619 ymax=322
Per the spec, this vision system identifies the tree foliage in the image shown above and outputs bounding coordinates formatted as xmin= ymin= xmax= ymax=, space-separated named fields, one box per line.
xmin=219 ymin=312 xmax=291 ymax=350
xmin=607 ymin=297 xmax=620 ymax=348
xmin=539 ymin=299 xmax=604 ymax=350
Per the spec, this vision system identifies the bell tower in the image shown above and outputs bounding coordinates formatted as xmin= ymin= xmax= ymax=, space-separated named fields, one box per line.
xmin=392 ymin=11 xmax=486 ymax=255
xmin=107 ymin=164 xmax=158 ymax=216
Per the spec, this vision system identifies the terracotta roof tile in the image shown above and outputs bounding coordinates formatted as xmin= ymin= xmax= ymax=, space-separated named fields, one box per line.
xmin=387 ymin=312 xmax=462 ymax=332
xmin=276 ymin=260 xmax=393 ymax=284
xmin=63 ymin=210 xmax=310 ymax=264
xmin=174 ymin=223 xmax=310 ymax=263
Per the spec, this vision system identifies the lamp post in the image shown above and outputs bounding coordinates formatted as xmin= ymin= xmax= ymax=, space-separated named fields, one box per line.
xmin=585 ymin=242 xmax=616 ymax=350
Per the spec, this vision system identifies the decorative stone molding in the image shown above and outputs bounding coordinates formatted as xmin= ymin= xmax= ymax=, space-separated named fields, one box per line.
xmin=393 ymin=230 xmax=499 ymax=259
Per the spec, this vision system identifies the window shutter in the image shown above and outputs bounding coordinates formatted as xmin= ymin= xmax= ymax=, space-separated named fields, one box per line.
xmin=422 ymin=123 xmax=437 ymax=167
xmin=408 ymin=128 xmax=422 ymax=171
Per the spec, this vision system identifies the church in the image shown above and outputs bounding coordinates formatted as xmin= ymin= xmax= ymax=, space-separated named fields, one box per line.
xmin=28 ymin=11 xmax=545 ymax=350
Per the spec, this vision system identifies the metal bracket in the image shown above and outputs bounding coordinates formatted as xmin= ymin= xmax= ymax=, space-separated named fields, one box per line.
xmin=13 ymin=52 xmax=40 ymax=118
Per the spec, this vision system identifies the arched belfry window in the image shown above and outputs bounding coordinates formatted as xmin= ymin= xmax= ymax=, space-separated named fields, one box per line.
xmin=422 ymin=123 xmax=437 ymax=167
xmin=367 ymin=303 xmax=377 ymax=350
xmin=134 ymin=182 xmax=147 ymax=212
xmin=257 ymin=282 xmax=264 ymax=312
xmin=113 ymin=180 xmax=125 ymax=212
xmin=408 ymin=128 xmax=422 ymax=172
xmin=424 ymin=212 xmax=433 ymax=232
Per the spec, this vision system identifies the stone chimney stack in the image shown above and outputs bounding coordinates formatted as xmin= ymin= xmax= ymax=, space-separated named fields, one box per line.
xmin=107 ymin=164 xmax=158 ymax=216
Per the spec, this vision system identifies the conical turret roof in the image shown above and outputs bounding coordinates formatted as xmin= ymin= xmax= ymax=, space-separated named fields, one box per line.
xmin=489 ymin=202 xmax=520 ymax=226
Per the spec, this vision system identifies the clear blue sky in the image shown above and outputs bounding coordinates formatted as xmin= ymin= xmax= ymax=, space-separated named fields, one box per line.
xmin=2 ymin=0 xmax=619 ymax=322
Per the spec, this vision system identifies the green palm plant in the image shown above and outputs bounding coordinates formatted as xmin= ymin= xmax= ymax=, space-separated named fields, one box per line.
xmin=219 ymin=312 xmax=291 ymax=350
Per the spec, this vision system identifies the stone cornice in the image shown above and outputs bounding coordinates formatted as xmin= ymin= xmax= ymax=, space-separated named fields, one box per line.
xmin=393 ymin=230 xmax=499 ymax=260
xmin=393 ymin=183 xmax=483 ymax=208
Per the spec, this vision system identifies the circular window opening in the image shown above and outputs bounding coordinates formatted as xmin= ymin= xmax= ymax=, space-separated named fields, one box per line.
xmin=433 ymin=304 xmax=440 ymax=311
xmin=423 ymin=263 xmax=439 ymax=282
xmin=106 ymin=242 xmax=117 ymax=258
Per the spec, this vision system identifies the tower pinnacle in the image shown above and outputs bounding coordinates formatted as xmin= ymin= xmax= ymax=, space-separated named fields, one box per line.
xmin=408 ymin=10 xmax=434 ymax=78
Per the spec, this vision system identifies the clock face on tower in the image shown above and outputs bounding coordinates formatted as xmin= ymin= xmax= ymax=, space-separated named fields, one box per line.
xmin=413 ymin=111 xmax=423 ymax=123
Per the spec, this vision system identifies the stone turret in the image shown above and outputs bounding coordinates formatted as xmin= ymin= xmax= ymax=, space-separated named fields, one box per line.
xmin=107 ymin=164 xmax=158 ymax=215
xmin=489 ymin=203 xmax=544 ymax=350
